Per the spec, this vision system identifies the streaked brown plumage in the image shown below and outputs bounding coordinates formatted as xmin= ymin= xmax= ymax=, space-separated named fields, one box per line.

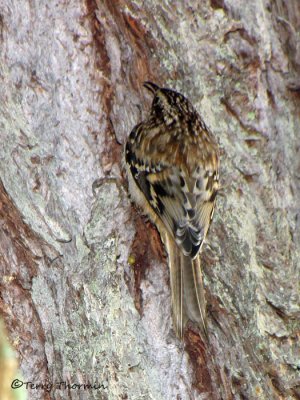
xmin=125 ymin=82 xmax=219 ymax=338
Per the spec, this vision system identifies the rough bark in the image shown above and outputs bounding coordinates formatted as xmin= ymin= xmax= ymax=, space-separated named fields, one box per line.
xmin=0 ymin=0 xmax=299 ymax=399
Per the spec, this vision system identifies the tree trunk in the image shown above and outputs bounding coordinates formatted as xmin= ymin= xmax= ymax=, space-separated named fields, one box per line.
xmin=0 ymin=0 xmax=299 ymax=399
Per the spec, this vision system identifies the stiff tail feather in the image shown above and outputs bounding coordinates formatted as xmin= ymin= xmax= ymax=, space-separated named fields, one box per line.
xmin=164 ymin=234 xmax=207 ymax=338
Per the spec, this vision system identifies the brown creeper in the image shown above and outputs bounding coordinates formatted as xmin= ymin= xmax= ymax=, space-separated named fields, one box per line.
xmin=125 ymin=82 xmax=219 ymax=338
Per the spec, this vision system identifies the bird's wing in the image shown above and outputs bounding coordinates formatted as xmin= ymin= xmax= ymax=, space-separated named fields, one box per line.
xmin=127 ymin=153 xmax=216 ymax=258
xmin=126 ymin=120 xmax=219 ymax=258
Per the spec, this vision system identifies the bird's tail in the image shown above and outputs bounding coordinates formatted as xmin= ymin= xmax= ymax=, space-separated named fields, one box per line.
xmin=164 ymin=234 xmax=207 ymax=338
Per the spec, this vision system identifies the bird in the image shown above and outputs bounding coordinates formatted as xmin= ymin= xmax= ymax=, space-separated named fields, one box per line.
xmin=125 ymin=81 xmax=219 ymax=338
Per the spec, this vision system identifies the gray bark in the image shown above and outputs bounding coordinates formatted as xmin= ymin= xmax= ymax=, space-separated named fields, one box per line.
xmin=0 ymin=0 xmax=299 ymax=399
